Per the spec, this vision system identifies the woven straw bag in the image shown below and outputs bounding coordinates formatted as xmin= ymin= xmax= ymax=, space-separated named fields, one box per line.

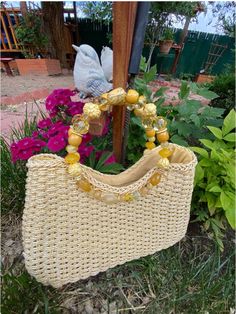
xmin=22 ymin=143 xmax=197 ymax=288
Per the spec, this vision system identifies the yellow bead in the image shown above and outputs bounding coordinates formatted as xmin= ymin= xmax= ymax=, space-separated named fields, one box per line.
xmin=134 ymin=108 xmax=144 ymax=117
xmin=149 ymin=173 xmax=161 ymax=186
xmin=138 ymin=95 xmax=146 ymax=105
xmin=72 ymin=115 xmax=89 ymax=135
xmin=145 ymin=142 xmax=156 ymax=150
xmin=67 ymin=163 xmax=82 ymax=176
xmin=125 ymin=89 xmax=139 ymax=104
xmin=123 ymin=193 xmax=134 ymax=202
xmin=68 ymin=134 xmax=82 ymax=146
xmin=77 ymin=179 xmax=92 ymax=192
xmin=65 ymin=152 xmax=80 ymax=164
xmin=145 ymin=129 xmax=155 ymax=137
xmin=159 ymin=147 xmax=173 ymax=158
xmin=66 ymin=145 xmax=78 ymax=153
xmin=147 ymin=136 xmax=156 ymax=142
xmin=68 ymin=128 xmax=74 ymax=136
xmin=83 ymin=102 xmax=101 ymax=119
xmin=143 ymin=103 xmax=156 ymax=116
xmin=157 ymin=157 xmax=170 ymax=169
xmin=156 ymin=131 xmax=169 ymax=143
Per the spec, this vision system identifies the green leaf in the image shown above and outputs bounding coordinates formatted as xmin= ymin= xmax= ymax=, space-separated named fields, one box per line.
xmin=178 ymin=100 xmax=202 ymax=117
xmin=209 ymin=186 xmax=222 ymax=193
xmin=199 ymin=158 xmax=213 ymax=167
xmin=199 ymin=139 xmax=215 ymax=150
xmin=220 ymin=191 xmax=235 ymax=228
xmin=95 ymin=152 xmax=113 ymax=170
xmin=194 ymin=164 xmax=204 ymax=185
xmin=170 ymin=134 xmax=188 ymax=146
xmin=190 ymin=147 xmax=208 ymax=158
xmin=222 ymin=109 xmax=236 ymax=136
xmin=131 ymin=116 xmax=143 ymax=127
xmin=207 ymin=126 xmax=222 ymax=139
xmin=190 ymin=114 xmax=201 ymax=127
xmin=154 ymin=87 xmax=169 ymax=97
xmin=139 ymin=55 xmax=147 ymax=72
xmin=197 ymin=88 xmax=218 ymax=100
xmin=223 ymin=133 xmax=235 ymax=142
xmin=178 ymin=81 xmax=190 ymax=99
xmin=143 ymin=64 xmax=156 ymax=83
xmin=98 ymin=163 xmax=124 ymax=174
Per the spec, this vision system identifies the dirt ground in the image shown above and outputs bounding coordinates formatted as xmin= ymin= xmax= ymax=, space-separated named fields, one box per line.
xmin=1 ymin=72 xmax=74 ymax=97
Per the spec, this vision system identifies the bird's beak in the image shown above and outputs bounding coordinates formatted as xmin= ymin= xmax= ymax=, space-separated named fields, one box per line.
xmin=72 ymin=44 xmax=80 ymax=52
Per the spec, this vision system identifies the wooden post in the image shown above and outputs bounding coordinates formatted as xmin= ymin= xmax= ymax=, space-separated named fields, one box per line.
xmin=112 ymin=2 xmax=137 ymax=162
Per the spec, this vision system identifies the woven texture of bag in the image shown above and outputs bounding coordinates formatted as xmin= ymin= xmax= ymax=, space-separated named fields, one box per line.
xmin=22 ymin=144 xmax=197 ymax=288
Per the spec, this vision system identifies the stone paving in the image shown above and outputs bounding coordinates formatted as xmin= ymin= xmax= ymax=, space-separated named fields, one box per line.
xmin=1 ymin=75 xmax=209 ymax=140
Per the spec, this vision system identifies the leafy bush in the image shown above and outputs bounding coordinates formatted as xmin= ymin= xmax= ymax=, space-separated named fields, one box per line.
xmin=127 ymin=60 xmax=224 ymax=164
xmin=209 ymin=72 xmax=235 ymax=117
xmin=191 ymin=109 xmax=236 ymax=250
xmin=15 ymin=12 xmax=48 ymax=58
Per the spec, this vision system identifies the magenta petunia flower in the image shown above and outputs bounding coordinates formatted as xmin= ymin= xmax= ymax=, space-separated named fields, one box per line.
xmin=47 ymin=134 xmax=66 ymax=152
xmin=37 ymin=118 xmax=52 ymax=129
xmin=17 ymin=148 xmax=34 ymax=160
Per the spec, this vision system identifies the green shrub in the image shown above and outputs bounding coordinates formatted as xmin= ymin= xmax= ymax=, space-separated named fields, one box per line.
xmin=209 ymin=72 xmax=235 ymax=117
xmin=191 ymin=109 xmax=236 ymax=250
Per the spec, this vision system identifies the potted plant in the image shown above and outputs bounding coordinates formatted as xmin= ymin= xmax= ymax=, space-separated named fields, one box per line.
xmin=15 ymin=12 xmax=61 ymax=76
xmin=159 ymin=28 xmax=174 ymax=54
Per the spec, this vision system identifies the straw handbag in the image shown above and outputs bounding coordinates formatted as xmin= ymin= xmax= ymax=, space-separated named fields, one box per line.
xmin=22 ymin=88 xmax=197 ymax=288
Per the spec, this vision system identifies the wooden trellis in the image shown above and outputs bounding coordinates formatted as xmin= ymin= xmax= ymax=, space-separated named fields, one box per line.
xmin=0 ymin=6 xmax=21 ymax=52
xmin=203 ymin=42 xmax=228 ymax=74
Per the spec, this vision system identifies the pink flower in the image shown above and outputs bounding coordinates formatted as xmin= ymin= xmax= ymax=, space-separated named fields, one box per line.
xmin=10 ymin=137 xmax=46 ymax=162
xmin=18 ymin=148 xmax=34 ymax=160
xmin=47 ymin=134 xmax=66 ymax=152
xmin=37 ymin=118 xmax=52 ymax=129
xmin=66 ymin=101 xmax=84 ymax=116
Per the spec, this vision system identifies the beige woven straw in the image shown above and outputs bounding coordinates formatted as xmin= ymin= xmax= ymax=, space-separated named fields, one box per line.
xmin=22 ymin=144 xmax=197 ymax=288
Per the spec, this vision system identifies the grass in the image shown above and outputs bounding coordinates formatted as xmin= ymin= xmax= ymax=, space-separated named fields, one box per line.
xmin=1 ymin=227 xmax=235 ymax=314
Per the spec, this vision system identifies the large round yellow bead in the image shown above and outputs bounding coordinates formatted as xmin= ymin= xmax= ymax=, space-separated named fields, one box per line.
xmin=83 ymin=102 xmax=101 ymax=119
xmin=159 ymin=147 xmax=173 ymax=158
xmin=68 ymin=133 xmax=82 ymax=146
xmin=156 ymin=131 xmax=169 ymax=143
xmin=145 ymin=142 xmax=156 ymax=150
xmin=66 ymin=145 xmax=78 ymax=153
xmin=149 ymin=173 xmax=161 ymax=186
xmin=125 ymin=89 xmax=139 ymax=104
xmin=65 ymin=152 xmax=80 ymax=164
xmin=143 ymin=103 xmax=156 ymax=116
xmin=157 ymin=157 xmax=170 ymax=169
xmin=145 ymin=129 xmax=155 ymax=137
xmin=67 ymin=163 xmax=82 ymax=176
xmin=77 ymin=179 xmax=92 ymax=192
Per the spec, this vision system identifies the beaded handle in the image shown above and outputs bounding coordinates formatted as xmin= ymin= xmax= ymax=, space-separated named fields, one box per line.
xmin=64 ymin=88 xmax=173 ymax=200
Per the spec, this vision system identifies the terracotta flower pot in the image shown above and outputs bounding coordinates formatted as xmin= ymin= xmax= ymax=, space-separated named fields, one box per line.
xmin=15 ymin=59 xmax=61 ymax=76
xmin=195 ymin=74 xmax=215 ymax=83
xmin=159 ymin=40 xmax=173 ymax=54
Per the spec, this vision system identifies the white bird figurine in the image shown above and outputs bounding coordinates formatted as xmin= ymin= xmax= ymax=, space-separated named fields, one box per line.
xmin=101 ymin=46 xmax=113 ymax=82
xmin=72 ymin=44 xmax=112 ymax=97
